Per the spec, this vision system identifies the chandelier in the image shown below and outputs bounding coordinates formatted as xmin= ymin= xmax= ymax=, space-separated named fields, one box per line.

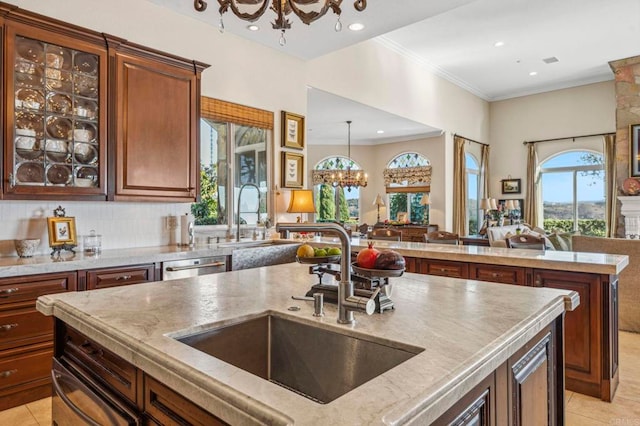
xmin=194 ymin=0 xmax=368 ymax=45
xmin=324 ymin=121 xmax=368 ymax=192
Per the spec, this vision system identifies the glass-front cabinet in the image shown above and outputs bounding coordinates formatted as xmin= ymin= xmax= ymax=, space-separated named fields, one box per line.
xmin=3 ymin=21 xmax=107 ymax=198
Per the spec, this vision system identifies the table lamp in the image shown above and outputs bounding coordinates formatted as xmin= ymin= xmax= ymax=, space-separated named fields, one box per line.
xmin=420 ymin=194 xmax=430 ymax=224
xmin=287 ymin=189 xmax=316 ymax=223
xmin=373 ymin=194 xmax=385 ymax=224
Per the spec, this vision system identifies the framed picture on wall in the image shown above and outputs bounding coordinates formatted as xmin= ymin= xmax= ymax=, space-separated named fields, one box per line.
xmin=281 ymin=111 xmax=305 ymax=150
xmin=630 ymin=124 xmax=640 ymax=176
xmin=501 ymin=178 xmax=521 ymax=194
xmin=282 ymin=152 xmax=304 ymax=188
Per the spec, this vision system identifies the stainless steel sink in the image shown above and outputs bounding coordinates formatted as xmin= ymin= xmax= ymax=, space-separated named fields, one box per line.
xmin=175 ymin=314 xmax=423 ymax=404
xmin=216 ymin=239 xmax=295 ymax=249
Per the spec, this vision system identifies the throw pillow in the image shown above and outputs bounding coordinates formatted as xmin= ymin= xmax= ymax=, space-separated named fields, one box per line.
xmin=547 ymin=233 xmax=569 ymax=251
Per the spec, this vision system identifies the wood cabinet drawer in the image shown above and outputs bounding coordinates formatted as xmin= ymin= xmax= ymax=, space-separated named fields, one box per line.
xmin=0 ymin=342 xmax=52 ymax=393
xmin=85 ymin=264 xmax=155 ymax=290
xmin=144 ymin=374 xmax=227 ymax=425
xmin=420 ymin=260 xmax=469 ymax=279
xmin=470 ymin=264 xmax=525 ymax=285
xmin=0 ymin=272 xmax=77 ymax=307
xmin=0 ymin=307 xmax=52 ymax=350
xmin=61 ymin=324 xmax=138 ymax=404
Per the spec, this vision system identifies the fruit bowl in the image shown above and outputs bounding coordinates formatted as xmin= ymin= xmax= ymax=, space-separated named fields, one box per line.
xmin=296 ymin=255 xmax=341 ymax=264
xmin=352 ymin=262 xmax=404 ymax=278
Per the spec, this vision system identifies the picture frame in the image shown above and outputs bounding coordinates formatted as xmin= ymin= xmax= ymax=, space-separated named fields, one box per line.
xmin=282 ymin=151 xmax=304 ymax=188
xmin=501 ymin=178 xmax=521 ymax=194
xmin=281 ymin=111 xmax=305 ymax=150
xmin=397 ymin=212 xmax=408 ymax=223
xmin=47 ymin=216 xmax=77 ymax=247
xmin=630 ymin=124 xmax=640 ymax=177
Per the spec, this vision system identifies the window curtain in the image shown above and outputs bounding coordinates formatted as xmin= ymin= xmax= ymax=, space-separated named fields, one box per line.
xmin=453 ymin=136 xmax=467 ymax=236
xmin=524 ymin=143 xmax=540 ymax=228
xmin=480 ymin=144 xmax=490 ymax=199
xmin=604 ymin=134 xmax=617 ymax=237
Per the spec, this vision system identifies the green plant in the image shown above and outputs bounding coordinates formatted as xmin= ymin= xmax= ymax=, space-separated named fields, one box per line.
xmin=542 ymin=219 xmax=606 ymax=237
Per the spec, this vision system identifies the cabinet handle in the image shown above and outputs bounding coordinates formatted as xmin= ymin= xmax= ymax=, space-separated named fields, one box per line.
xmin=52 ymin=371 xmax=102 ymax=426
xmin=535 ymin=277 xmax=542 ymax=287
xmin=115 ymin=275 xmax=132 ymax=281
xmin=0 ymin=369 xmax=17 ymax=378
xmin=8 ymin=173 xmax=15 ymax=188
xmin=492 ymin=272 xmax=500 ymax=278
xmin=439 ymin=268 xmax=447 ymax=272
xmin=165 ymin=261 xmax=225 ymax=272
xmin=0 ymin=323 xmax=18 ymax=331
xmin=0 ymin=288 xmax=19 ymax=298
xmin=80 ymin=340 xmax=104 ymax=357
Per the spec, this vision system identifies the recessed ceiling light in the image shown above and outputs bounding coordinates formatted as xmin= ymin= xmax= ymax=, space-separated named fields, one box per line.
xmin=348 ymin=23 xmax=365 ymax=31
xmin=247 ymin=24 xmax=259 ymax=31
xmin=377 ymin=130 xmax=384 ymax=134
xmin=494 ymin=41 xmax=505 ymax=47
xmin=529 ymin=71 xmax=538 ymax=76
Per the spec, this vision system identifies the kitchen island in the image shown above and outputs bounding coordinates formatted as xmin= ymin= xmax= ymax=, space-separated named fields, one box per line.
xmin=37 ymin=263 xmax=578 ymax=425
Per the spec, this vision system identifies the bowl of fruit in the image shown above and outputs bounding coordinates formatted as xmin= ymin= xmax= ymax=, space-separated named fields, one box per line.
xmin=296 ymin=243 xmax=342 ymax=264
xmin=352 ymin=242 xmax=405 ymax=278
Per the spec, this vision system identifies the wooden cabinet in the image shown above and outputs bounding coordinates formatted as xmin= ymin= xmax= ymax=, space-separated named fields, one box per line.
xmin=55 ymin=321 xmax=227 ymax=425
xmin=434 ymin=318 xmax=563 ymax=426
xmin=1 ymin=6 xmax=108 ymax=199
xmin=108 ymin=39 xmax=208 ymax=202
xmin=0 ymin=3 xmax=208 ymax=201
xmin=0 ymin=272 xmax=76 ymax=410
xmin=373 ymin=224 xmax=438 ymax=242
xmin=408 ymin=255 xmax=618 ymax=402
xmin=80 ymin=263 xmax=158 ymax=290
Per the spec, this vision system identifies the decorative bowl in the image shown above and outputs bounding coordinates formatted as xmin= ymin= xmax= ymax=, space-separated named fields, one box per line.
xmin=14 ymin=238 xmax=40 ymax=258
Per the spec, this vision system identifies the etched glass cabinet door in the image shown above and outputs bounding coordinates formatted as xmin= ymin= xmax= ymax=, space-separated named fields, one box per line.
xmin=3 ymin=21 xmax=107 ymax=199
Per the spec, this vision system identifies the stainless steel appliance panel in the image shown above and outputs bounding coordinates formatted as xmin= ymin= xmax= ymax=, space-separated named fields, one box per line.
xmin=162 ymin=256 xmax=228 ymax=280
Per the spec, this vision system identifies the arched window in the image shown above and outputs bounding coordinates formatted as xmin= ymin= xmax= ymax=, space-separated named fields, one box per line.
xmin=312 ymin=156 xmax=363 ymax=223
xmin=540 ymin=150 xmax=605 ymax=235
xmin=385 ymin=153 xmax=431 ymax=223
xmin=466 ymin=153 xmax=480 ymax=234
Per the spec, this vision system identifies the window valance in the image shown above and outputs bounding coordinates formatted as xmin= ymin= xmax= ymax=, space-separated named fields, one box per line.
xmin=383 ymin=166 xmax=432 ymax=186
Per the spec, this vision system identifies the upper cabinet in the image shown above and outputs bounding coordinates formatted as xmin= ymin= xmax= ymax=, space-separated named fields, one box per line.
xmin=2 ymin=13 xmax=108 ymax=200
xmin=107 ymin=40 xmax=208 ymax=202
xmin=0 ymin=3 xmax=209 ymax=201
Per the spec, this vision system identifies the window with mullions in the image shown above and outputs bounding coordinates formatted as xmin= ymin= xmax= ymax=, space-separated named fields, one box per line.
xmin=540 ymin=151 xmax=605 ymax=236
xmin=314 ymin=156 xmax=362 ymax=223
xmin=386 ymin=153 xmax=430 ymax=224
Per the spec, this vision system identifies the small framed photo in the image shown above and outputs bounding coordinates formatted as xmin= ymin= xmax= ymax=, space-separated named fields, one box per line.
xmin=281 ymin=111 xmax=305 ymax=150
xmin=282 ymin=151 xmax=304 ymax=188
xmin=501 ymin=178 xmax=521 ymax=194
xmin=397 ymin=212 xmax=408 ymax=223
xmin=47 ymin=216 xmax=77 ymax=247
xmin=630 ymin=124 xmax=640 ymax=177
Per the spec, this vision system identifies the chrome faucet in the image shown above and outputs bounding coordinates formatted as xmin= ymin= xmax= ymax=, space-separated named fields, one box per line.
xmin=275 ymin=222 xmax=376 ymax=325
xmin=237 ymin=183 xmax=261 ymax=243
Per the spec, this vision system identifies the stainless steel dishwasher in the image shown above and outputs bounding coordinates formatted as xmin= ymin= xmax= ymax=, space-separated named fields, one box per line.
xmin=162 ymin=256 xmax=228 ymax=280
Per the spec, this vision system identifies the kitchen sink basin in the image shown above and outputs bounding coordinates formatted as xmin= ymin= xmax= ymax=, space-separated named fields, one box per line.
xmin=175 ymin=314 xmax=423 ymax=404
xmin=216 ymin=239 xmax=295 ymax=249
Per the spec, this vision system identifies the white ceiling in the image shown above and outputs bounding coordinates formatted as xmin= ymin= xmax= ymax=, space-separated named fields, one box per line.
xmin=146 ymin=0 xmax=640 ymax=145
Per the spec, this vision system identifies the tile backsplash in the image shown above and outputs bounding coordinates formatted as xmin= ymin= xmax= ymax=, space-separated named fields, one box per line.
xmin=0 ymin=201 xmax=192 ymax=257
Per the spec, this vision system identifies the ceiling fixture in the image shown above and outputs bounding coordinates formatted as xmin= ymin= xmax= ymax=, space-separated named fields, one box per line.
xmin=193 ymin=0 xmax=368 ymax=46
xmin=247 ymin=24 xmax=260 ymax=31
xmin=529 ymin=71 xmax=538 ymax=76
xmin=328 ymin=120 xmax=368 ymax=192
xmin=494 ymin=41 xmax=504 ymax=47
xmin=348 ymin=22 xmax=365 ymax=31
xmin=376 ymin=129 xmax=384 ymax=134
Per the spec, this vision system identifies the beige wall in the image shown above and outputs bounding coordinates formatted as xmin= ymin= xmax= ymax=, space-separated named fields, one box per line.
xmin=489 ymin=81 xmax=616 ymax=199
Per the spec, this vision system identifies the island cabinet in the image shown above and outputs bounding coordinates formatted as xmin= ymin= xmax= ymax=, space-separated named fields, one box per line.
xmin=434 ymin=318 xmax=563 ymax=426
xmin=0 ymin=271 xmax=76 ymax=410
xmin=106 ymin=36 xmax=208 ymax=202
xmin=53 ymin=321 xmax=227 ymax=425
xmin=407 ymin=255 xmax=618 ymax=402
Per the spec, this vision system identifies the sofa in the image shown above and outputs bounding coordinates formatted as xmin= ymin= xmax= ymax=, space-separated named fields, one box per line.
xmin=486 ymin=224 xmax=555 ymax=249
xmin=572 ymin=235 xmax=640 ymax=333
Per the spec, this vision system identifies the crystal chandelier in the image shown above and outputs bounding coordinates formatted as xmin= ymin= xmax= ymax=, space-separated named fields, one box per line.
xmin=327 ymin=120 xmax=368 ymax=192
xmin=194 ymin=0 xmax=368 ymax=46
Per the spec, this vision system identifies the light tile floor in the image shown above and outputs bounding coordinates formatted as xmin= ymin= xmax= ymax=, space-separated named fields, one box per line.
xmin=2 ymin=332 xmax=639 ymax=425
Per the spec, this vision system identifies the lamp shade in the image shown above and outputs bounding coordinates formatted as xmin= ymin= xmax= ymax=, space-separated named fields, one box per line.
xmin=489 ymin=198 xmax=498 ymax=210
xmin=420 ymin=194 xmax=430 ymax=205
xmin=373 ymin=194 xmax=385 ymax=207
xmin=287 ymin=189 xmax=316 ymax=214
xmin=479 ymin=198 xmax=492 ymax=210
xmin=505 ymin=200 xmax=515 ymax=210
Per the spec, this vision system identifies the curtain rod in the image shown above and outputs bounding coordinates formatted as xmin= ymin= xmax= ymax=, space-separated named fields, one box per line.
xmin=453 ymin=133 xmax=489 ymax=146
xmin=523 ymin=131 xmax=615 ymax=145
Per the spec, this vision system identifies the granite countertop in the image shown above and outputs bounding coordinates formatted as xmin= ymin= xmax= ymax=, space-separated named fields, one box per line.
xmin=37 ymin=263 xmax=578 ymax=425
xmin=0 ymin=240 xmax=298 ymax=279
xmin=308 ymin=236 xmax=629 ymax=275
